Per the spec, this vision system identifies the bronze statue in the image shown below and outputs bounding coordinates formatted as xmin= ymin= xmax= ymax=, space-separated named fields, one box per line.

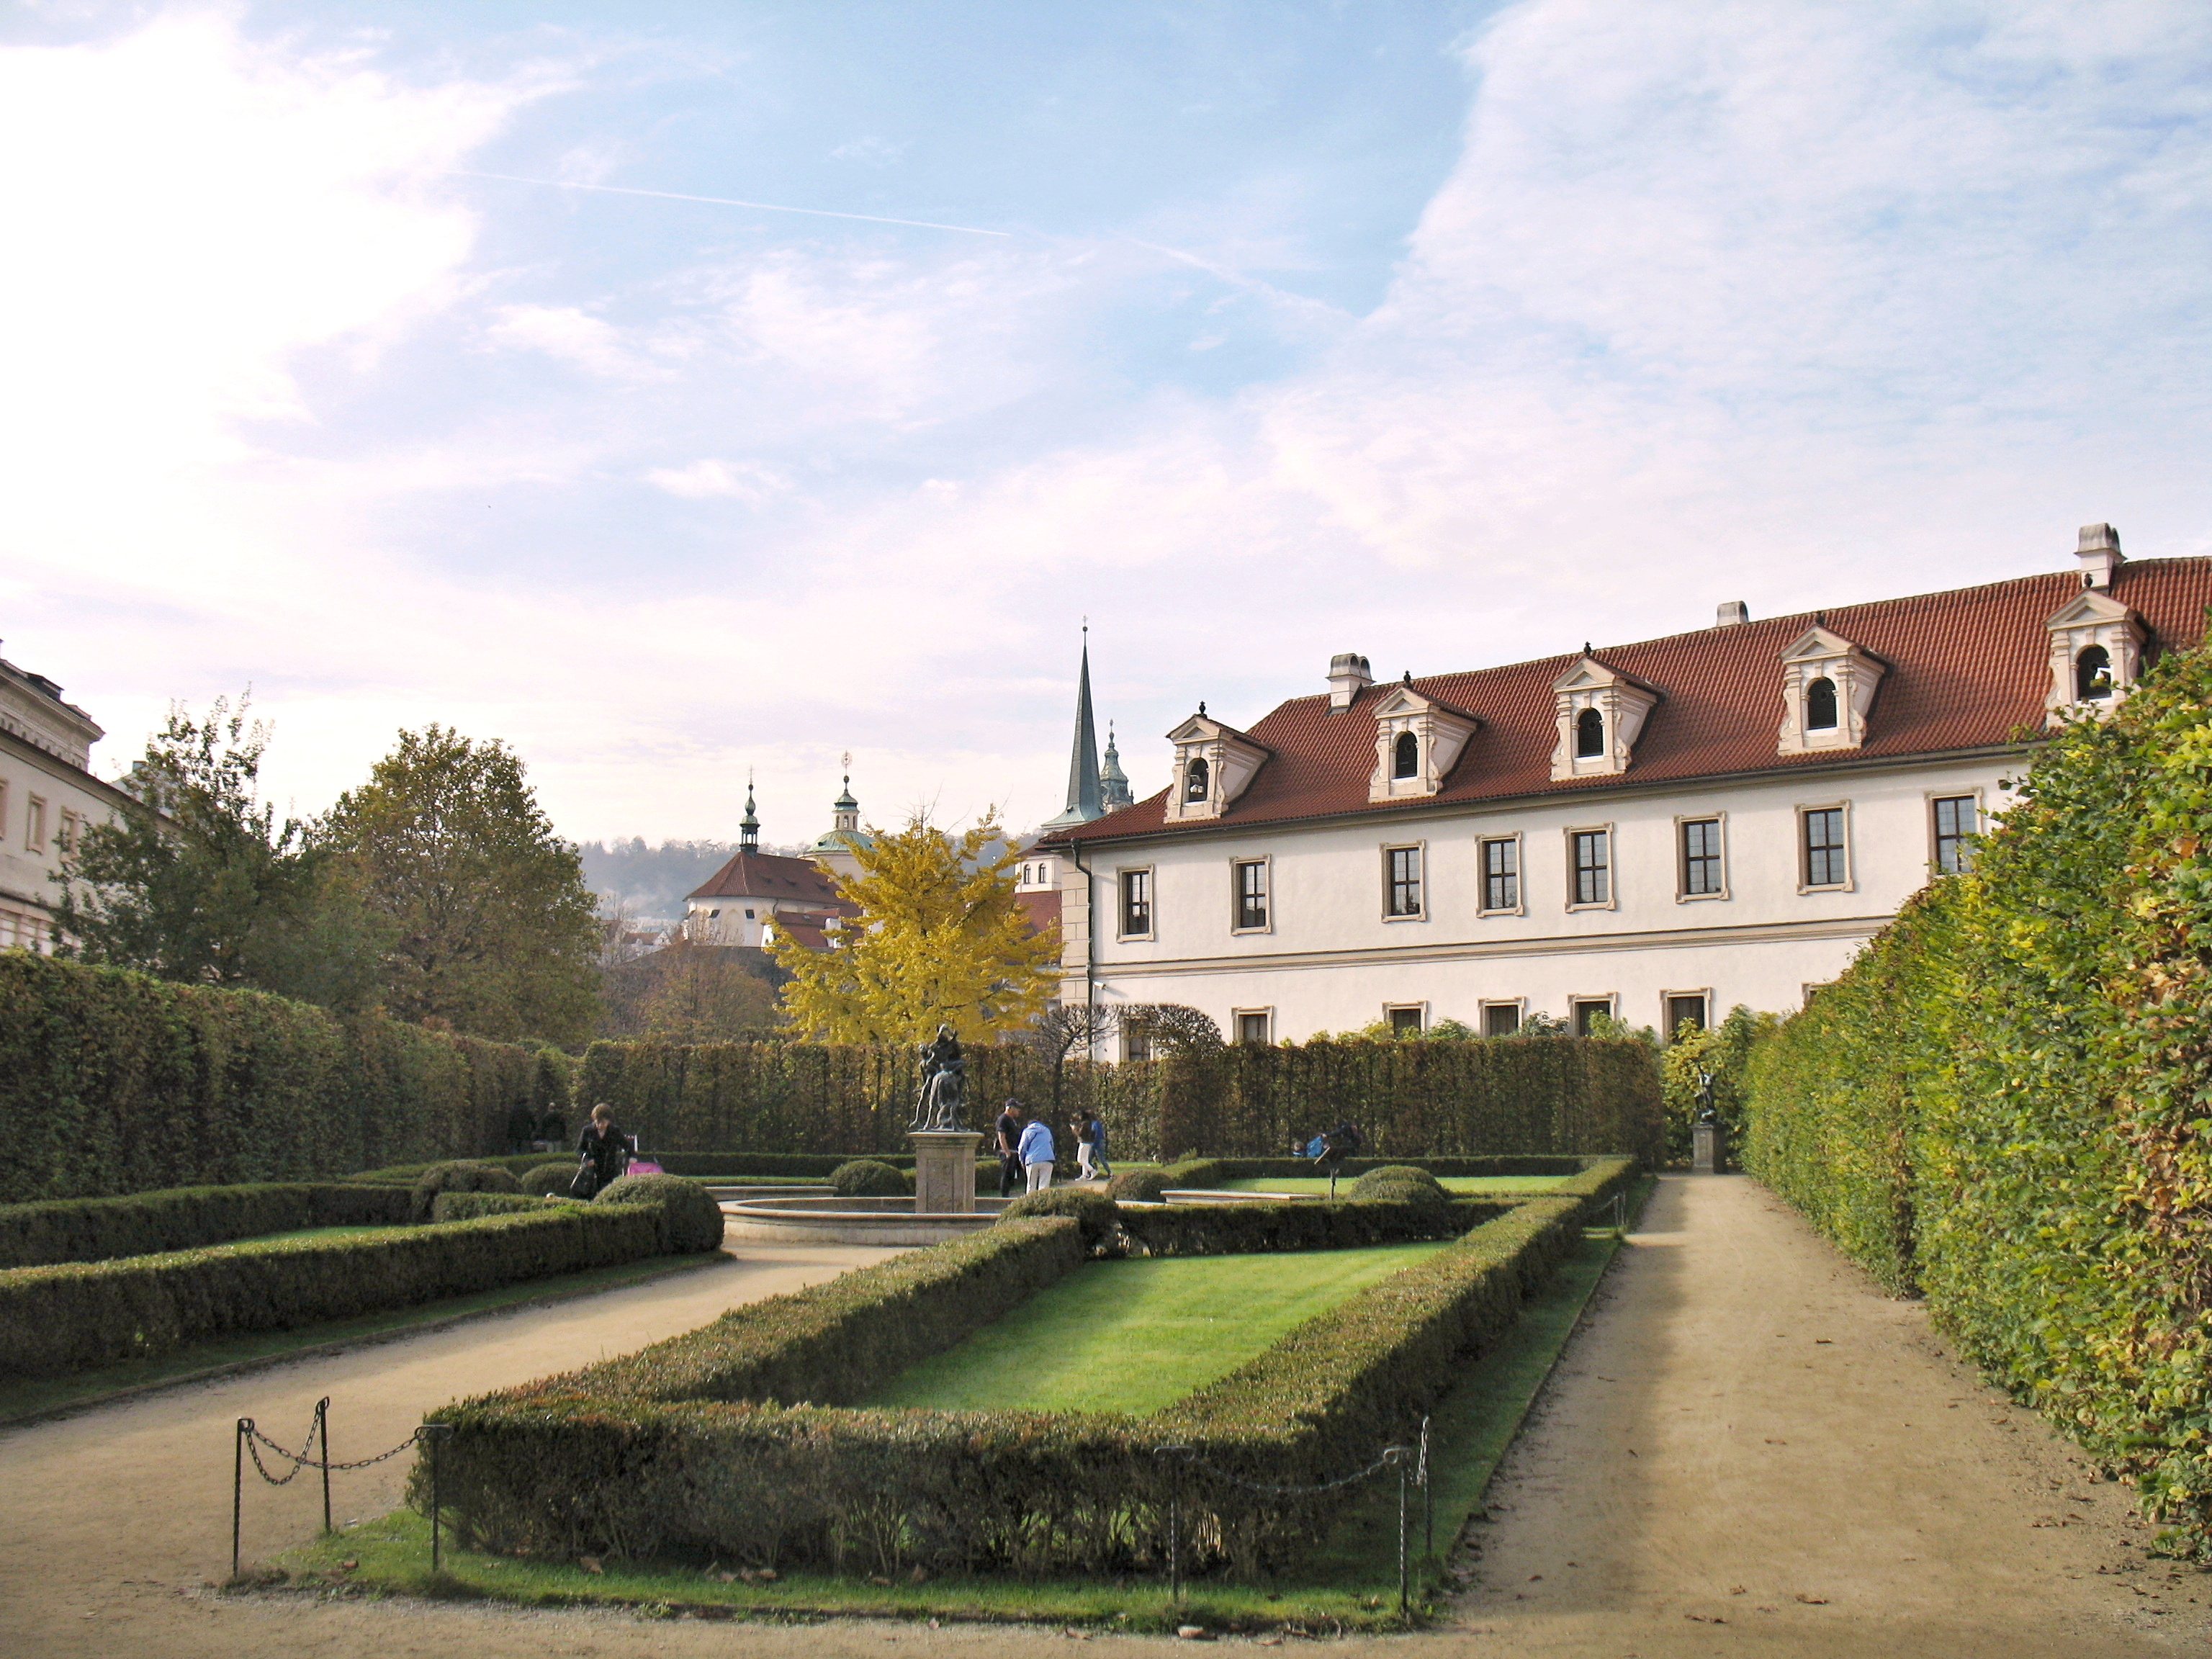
xmin=910 ymin=1023 xmax=968 ymax=1130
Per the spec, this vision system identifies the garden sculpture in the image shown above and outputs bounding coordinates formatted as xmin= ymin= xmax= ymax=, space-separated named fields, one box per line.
xmin=910 ymin=1023 xmax=968 ymax=1130
xmin=1696 ymin=1069 xmax=1718 ymax=1125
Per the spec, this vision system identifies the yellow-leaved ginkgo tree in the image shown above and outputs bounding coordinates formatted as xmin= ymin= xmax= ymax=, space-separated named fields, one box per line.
xmin=770 ymin=809 xmax=1059 ymax=1043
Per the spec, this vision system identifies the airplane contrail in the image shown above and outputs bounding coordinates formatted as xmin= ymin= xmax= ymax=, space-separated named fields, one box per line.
xmin=450 ymin=171 xmax=1013 ymax=238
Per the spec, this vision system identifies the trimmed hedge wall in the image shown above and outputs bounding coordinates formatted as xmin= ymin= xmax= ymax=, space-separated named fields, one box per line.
xmin=0 ymin=1203 xmax=667 ymax=1377
xmin=1118 ymin=1197 xmax=1511 ymax=1257
xmin=0 ymin=953 xmax=549 ymax=1204
xmin=418 ymin=1198 xmax=1580 ymax=1574
xmin=0 ymin=1182 xmax=412 ymax=1269
xmin=1742 ymin=636 xmax=2212 ymax=1556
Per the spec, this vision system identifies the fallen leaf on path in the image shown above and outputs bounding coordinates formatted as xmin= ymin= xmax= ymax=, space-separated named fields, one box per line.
xmin=1794 ymin=1593 xmax=1829 ymax=1604
xmin=1686 ymin=1614 xmax=1726 ymax=1624
xmin=1729 ymin=1585 xmax=1746 ymax=1595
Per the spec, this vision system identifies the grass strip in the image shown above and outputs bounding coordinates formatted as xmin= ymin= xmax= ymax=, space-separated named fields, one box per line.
xmin=0 ymin=1250 xmax=721 ymax=1428
xmin=272 ymin=1211 xmax=1632 ymax=1630
xmin=867 ymin=1243 xmax=1449 ymax=1416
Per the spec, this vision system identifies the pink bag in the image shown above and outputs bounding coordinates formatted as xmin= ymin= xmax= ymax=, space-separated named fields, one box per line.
xmin=626 ymin=1157 xmax=664 ymax=1176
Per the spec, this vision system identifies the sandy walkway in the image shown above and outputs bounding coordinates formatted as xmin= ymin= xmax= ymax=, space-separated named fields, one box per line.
xmin=1454 ymin=1174 xmax=2212 ymax=1656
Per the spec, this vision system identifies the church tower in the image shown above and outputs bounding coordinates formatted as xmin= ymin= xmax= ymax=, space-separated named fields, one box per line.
xmin=809 ymin=757 xmax=875 ymax=882
xmin=1040 ymin=631 xmax=1107 ymax=831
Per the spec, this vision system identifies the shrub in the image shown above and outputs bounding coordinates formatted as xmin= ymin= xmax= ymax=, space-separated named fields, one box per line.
xmin=0 ymin=952 xmax=548 ymax=1204
xmin=0 ymin=1203 xmax=665 ymax=1377
xmin=433 ymin=1192 xmax=554 ymax=1223
xmin=522 ymin=1161 xmax=582 ymax=1197
xmin=417 ymin=1200 xmax=1578 ymax=1573
xmin=410 ymin=1161 xmax=522 ymax=1223
xmin=1349 ymin=1165 xmax=1449 ymax=1204
xmin=828 ymin=1159 xmax=909 ymax=1198
xmin=1118 ymin=1197 xmax=1503 ymax=1258
xmin=593 ymin=1173 xmax=727 ymax=1254
xmin=999 ymin=1187 xmax=1119 ymax=1253
xmin=0 ymin=1182 xmax=412 ymax=1269
xmin=1104 ymin=1168 xmax=1171 ymax=1204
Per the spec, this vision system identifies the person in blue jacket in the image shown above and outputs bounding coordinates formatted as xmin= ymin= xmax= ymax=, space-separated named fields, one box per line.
xmin=1017 ymin=1108 xmax=1057 ymax=1193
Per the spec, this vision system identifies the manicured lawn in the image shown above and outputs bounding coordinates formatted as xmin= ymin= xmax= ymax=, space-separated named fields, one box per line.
xmin=1215 ymin=1174 xmax=1565 ymax=1195
xmin=866 ymin=1242 xmax=1448 ymax=1416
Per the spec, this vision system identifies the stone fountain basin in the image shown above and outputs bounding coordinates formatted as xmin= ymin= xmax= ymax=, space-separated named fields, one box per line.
xmin=719 ymin=1192 xmax=1015 ymax=1246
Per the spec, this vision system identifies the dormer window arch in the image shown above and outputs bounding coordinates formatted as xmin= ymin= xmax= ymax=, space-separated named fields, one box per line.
xmin=1367 ymin=683 xmax=1480 ymax=802
xmin=1165 ymin=711 xmax=1272 ymax=823
xmin=2043 ymin=588 xmax=2143 ymax=723
xmin=1776 ymin=626 xmax=1885 ymax=755
xmin=1184 ymin=756 xmax=1210 ymax=801
xmin=1550 ymin=657 xmax=1658 ymax=781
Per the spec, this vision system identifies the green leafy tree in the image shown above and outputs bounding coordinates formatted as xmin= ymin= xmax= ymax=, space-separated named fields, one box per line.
xmin=322 ymin=726 xmax=600 ymax=1043
xmin=770 ymin=809 xmax=1058 ymax=1043
xmin=51 ymin=696 xmax=387 ymax=1006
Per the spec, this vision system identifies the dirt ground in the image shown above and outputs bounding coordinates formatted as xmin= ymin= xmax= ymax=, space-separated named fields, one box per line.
xmin=4 ymin=1178 xmax=2206 ymax=1659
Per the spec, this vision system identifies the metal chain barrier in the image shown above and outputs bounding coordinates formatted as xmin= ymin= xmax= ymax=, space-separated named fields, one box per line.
xmin=230 ymin=1399 xmax=451 ymax=1582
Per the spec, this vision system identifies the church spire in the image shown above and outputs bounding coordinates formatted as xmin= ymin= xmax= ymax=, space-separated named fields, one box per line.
xmin=740 ymin=773 xmax=760 ymax=852
xmin=1040 ymin=627 xmax=1105 ymax=830
xmin=1100 ymin=721 xmax=1133 ymax=811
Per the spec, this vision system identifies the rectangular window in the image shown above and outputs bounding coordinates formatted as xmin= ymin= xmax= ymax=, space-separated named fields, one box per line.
xmin=1387 ymin=1005 xmax=1423 ymax=1036
xmin=1681 ymin=818 xmax=1724 ymax=896
xmin=1665 ymin=994 xmax=1709 ymax=1039
xmin=0 ymin=779 xmax=9 ymax=845
xmin=24 ymin=796 xmax=45 ymax=854
xmin=1572 ymin=997 xmax=1614 ymax=1037
xmin=1234 ymin=1010 xmax=1272 ymax=1045
xmin=1481 ymin=837 xmax=1519 ymax=911
xmin=1802 ymin=808 xmax=1848 ymax=888
xmin=1933 ymin=795 xmax=1978 ymax=874
xmin=1122 ymin=1016 xmax=1152 ymax=1064
xmin=1571 ymin=830 xmax=1610 ymax=907
xmin=1482 ymin=1002 xmax=1522 ymax=1038
xmin=1119 ymin=868 xmax=1152 ymax=936
xmin=57 ymin=811 xmax=78 ymax=852
xmin=1233 ymin=859 xmax=1269 ymax=930
xmin=1385 ymin=845 xmax=1423 ymax=917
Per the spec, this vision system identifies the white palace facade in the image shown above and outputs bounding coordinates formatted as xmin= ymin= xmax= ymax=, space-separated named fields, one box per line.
xmin=1037 ymin=526 xmax=2210 ymax=1045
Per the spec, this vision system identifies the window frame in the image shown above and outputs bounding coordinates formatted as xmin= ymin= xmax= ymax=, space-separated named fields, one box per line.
xmin=1675 ymin=812 xmax=1729 ymax=902
xmin=0 ymin=778 xmax=9 ymax=846
xmin=1564 ymin=822 xmax=1617 ymax=912
xmin=1391 ymin=729 xmax=1420 ymax=781
xmin=1116 ymin=866 xmax=1156 ymax=940
xmin=1570 ymin=994 xmax=1617 ymax=1036
xmin=1384 ymin=1002 xmax=1426 ymax=1036
xmin=1182 ymin=756 xmax=1210 ymax=803
xmin=1381 ymin=840 xmax=1426 ymax=922
xmin=1804 ymin=675 xmax=1840 ymax=731
xmin=24 ymin=794 xmax=47 ymax=855
xmin=1661 ymin=989 xmax=1711 ymax=1040
xmin=1480 ymin=998 xmax=1525 ymax=1038
xmin=1478 ymin=832 xmax=1524 ymax=917
xmin=1797 ymin=801 xmax=1853 ymax=893
xmin=1573 ymin=706 xmax=1606 ymax=759
xmin=1229 ymin=854 xmax=1272 ymax=935
xmin=1928 ymin=790 xmax=1982 ymax=876
xmin=1231 ymin=1007 xmax=1274 ymax=1046
xmin=1121 ymin=1014 xmax=1153 ymax=1064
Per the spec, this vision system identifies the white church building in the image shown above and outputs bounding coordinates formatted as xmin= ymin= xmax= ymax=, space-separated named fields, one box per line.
xmin=1037 ymin=526 xmax=2207 ymax=1045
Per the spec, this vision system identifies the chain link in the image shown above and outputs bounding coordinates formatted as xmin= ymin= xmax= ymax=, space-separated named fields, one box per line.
xmin=1156 ymin=1442 xmax=1411 ymax=1498
xmin=241 ymin=1413 xmax=421 ymax=1484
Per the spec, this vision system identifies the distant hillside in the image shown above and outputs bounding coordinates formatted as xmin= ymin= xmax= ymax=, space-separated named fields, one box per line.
xmin=577 ymin=837 xmax=810 ymax=924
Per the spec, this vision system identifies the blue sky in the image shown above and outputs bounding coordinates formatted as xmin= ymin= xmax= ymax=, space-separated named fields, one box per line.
xmin=1 ymin=2 xmax=2208 ymax=845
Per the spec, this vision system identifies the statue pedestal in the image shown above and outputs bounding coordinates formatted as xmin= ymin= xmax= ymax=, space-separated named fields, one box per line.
xmin=1692 ymin=1123 xmax=1724 ymax=1174
xmin=910 ymin=1130 xmax=983 ymax=1215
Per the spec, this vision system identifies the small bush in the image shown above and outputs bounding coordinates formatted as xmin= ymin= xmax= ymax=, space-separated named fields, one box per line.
xmin=1349 ymin=1165 xmax=1450 ymax=1205
xmin=1104 ymin=1168 xmax=1170 ymax=1204
xmin=411 ymin=1161 xmax=521 ymax=1223
xmin=828 ymin=1159 xmax=909 ymax=1198
xmin=999 ymin=1186 xmax=1119 ymax=1253
xmin=593 ymin=1173 xmax=726 ymax=1253
xmin=522 ymin=1161 xmax=583 ymax=1197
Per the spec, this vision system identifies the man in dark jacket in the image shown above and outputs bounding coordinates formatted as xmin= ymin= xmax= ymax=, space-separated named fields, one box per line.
xmin=994 ymin=1098 xmax=1025 ymax=1198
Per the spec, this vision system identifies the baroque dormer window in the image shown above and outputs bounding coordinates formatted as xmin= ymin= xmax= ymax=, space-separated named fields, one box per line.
xmin=1165 ymin=711 xmax=1271 ymax=822
xmin=1776 ymin=626 xmax=1884 ymax=755
xmin=1550 ymin=657 xmax=1658 ymax=781
xmin=2044 ymin=587 xmax=2143 ymax=721
xmin=1367 ymin=683 xmax=1480 ymax=802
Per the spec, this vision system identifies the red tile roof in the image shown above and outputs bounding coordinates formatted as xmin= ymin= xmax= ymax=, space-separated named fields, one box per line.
xmin=686 ymin=849 xmax=850 ymax=906
xmin=1043 ymin=558 xmax=2212 ymax=845
xmin=1017 ymin=888 xmax=1063 ymax=938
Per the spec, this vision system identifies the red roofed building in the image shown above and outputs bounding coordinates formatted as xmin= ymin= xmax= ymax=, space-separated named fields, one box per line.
xmin=1036 ymin=526 xmax=2208 ymax=1045
xmin=683 ymin=783 xmax=855 ymax=950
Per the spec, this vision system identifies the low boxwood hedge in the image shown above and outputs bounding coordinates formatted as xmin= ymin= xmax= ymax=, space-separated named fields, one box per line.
xmin=432 ymin=1192 xmax=561 ymax=1223
xmin=0 ymin=1182 xmax=413 ymax=1269
xmin=593 ymin=1174 xmax=727 ymax=1253
xmin=417 ymin=1199 xmax=1579 ymax=1575
xmin=410 ymin=1161 xmax=522 ymax=1223
xmin=828 ymin=1159 xmax=909 ymax=1198
xmin=0 ymin=1203 xmax=665 ymax=1377
xmin=1118 ymin=1197 xmax=1508 ymax=1258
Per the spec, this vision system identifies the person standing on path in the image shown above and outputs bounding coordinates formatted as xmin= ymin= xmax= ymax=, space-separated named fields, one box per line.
xmin=995 ymin=1097 xmax=1026 ymax=1198
xmin=1074 ymin=1110 xmax=1110 ymax=1180
xmin=1018 ymin=1110 xmax=1057 ymax=1193
xmin=575 ymin=1103 xmax=629 ymax=1196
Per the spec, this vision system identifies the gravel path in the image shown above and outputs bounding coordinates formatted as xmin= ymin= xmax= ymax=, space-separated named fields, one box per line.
xmin=1453 ymin=1174 xmax=2212 ymax=1656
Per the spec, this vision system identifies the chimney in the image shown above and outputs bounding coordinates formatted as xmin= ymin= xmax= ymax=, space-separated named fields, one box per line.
xmin=1714 ymin=601 xmax=1750 ymax=627
xmin=1327 ymin=652 xmax=1372 ymax=709
xmin=2077 ymin=523 xmax=2124 ymax=590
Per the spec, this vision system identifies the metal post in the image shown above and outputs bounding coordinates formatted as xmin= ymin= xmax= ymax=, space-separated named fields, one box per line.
xmin=316 ymin=1397 xmax=331 ymax=1534
xmin=232 ymin=1419 xmax=248 ymax=1582
xmin=1397 ymin=1449 xmax=1410 ymax=1621
xmin=420 ymin=1424 xmax=454 ymax=1574
xmin=1168 ymin=1459 xmax=1180 ymax=1604
xmin=1421 ymin=1416 xmax=1433 ymax=1562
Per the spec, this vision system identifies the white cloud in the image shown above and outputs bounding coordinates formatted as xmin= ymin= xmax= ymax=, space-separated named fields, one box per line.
xmin=487 ymin=302 xmax=665 ymax=378
xmin=645 ymin=458 xmax=792 ymax=502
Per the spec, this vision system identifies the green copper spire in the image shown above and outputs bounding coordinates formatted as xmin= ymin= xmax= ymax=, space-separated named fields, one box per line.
xmin=1041 ymin=629 xmax=1105 ymax=830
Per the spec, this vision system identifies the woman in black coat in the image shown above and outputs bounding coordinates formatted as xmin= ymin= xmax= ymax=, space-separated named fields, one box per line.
xmin=576 ymin=1102 xmax=630 ymax=1194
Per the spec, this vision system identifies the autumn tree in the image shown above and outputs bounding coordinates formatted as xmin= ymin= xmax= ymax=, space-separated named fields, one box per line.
xmin=53 ymin=696 xmax=388 ymax=1007
xmin=770 ymin=810 xmax=1058 ymax=1043
xmin=321 ymin=726 xmax=600 ymax=1044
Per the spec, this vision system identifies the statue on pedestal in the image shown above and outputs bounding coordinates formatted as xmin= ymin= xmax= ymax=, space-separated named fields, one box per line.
xmin=910 ymin=1023 xmax=967 ymax=1131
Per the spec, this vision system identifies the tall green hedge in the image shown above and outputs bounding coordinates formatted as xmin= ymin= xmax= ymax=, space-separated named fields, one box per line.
xmin=0 ymin=1182 xmax=412 ymax=1269
xmin=576 ymin=1034 xmax=1660 ymax=1163
xmin=1743 ymin=638 xmax=2212 ymax=1555
xmin=0 ymin=953 xmax=549 ymax=1203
